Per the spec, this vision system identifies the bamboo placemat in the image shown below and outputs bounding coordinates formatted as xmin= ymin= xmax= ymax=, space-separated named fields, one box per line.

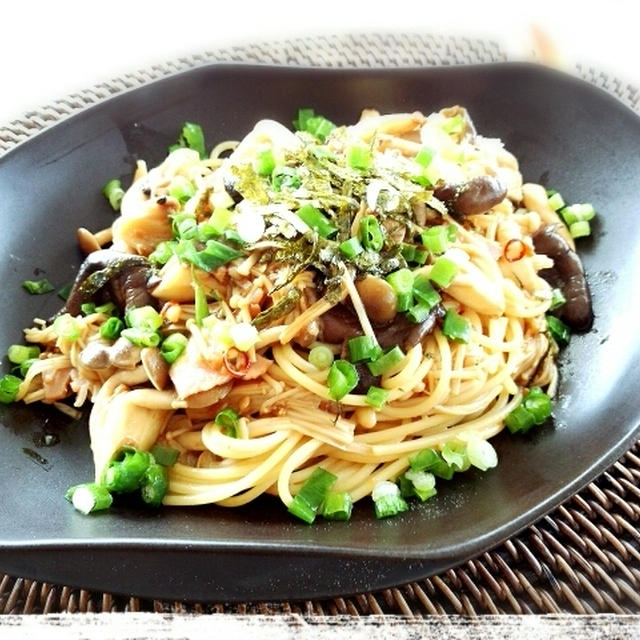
xmin=1 ymin=32 xmax=639 ymax=616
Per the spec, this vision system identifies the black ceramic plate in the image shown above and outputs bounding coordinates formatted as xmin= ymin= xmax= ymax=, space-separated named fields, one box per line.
xmin=1 ymin=63 xmax=639 ymax=603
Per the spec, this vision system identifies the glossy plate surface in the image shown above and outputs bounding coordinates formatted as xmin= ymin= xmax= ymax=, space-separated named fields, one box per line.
xmin=1 ymin=63 xmax=639 ymax=602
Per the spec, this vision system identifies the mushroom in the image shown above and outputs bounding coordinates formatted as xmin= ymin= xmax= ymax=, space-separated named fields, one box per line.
xmin=355 ymin=275 xmax=398 ymax=326
xmin=78 ymin=337 xmax=141 ymax=371
xmin=141 ymin=347 xmax=170 ymax=391
xmin=376 ymin=304 xmax=446 ymax=351
xmin=433 ymin=175 xmax=507 ymax=219
xmin=532 ymin=225 xmax=594 ymax=332
xmin=55 ymin=249 xmax=159 ymax=320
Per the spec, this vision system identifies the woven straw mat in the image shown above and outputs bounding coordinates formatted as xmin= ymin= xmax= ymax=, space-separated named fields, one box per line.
xmin=1 ymin=33 xmax=639 ymax=616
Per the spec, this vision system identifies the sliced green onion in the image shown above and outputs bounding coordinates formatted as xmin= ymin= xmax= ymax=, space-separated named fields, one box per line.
xmin=52 ymin=314 xmax=80 ymax=341
xmin=365 ymin=385 xmax=389 ymax=409
xmin=169 ymin=176 xmax=196 ymax=203
xmin=549 ymin=288 xmax=566 ymax=311
xmin=22 ymin=278 xmax=55 ymax=295
xmin=568 ymin=220 xmax=591 ymax=238
xmin=206 ymin=208 xmax=233 ymax=235
xmin=293 ymin=108 xmax=336 ymax=142
xmin=412 ymin=273 xmax=441 ymax=308
xmin=65 ymin=483 xmax=113 ymax=515
xmin=386 ymin=268 xmax=414 ymax=312
xmin=406 ymin=301 xmax=437 ymax=324
xmin=347 ymin=145 xmax=372 ymax=171
xmin=408 ymin=447 xmax=455 ymax=480
xmin=347 ymin=335 xmax=382 ymax=364
xmin=271 ymin=166 xmax=301 ymax=191
xmin=288 ymin=467 xmax=337 ymax=524
xmin=140 ymin=463 xmax=169 ymax=507
xmin=175 ymin=216 xmax=198 ymax=240
xmin=414 ymin=147 xmax=435 ymax=168
xmin=194 ymin=280 xmax=209 ymax=327
xmin=441 ymin=441 xmax=470 ymax=472
xmin=367 ymin=345 xmax=405 ymax=377
xmin=327 ymin=359 xmax=359 ymax=401
xmin=522 ymin=387 xmax=553 ymax=424
xmin=149 ymin=444 xmax=180 ymax=467
xmin=308 ymin=344 xmax=334 ymax=370
xmin=504 ymin=404 xmax=535 ymax=433
xmin=296 ymin=203 xmax=337 ymax=238
xmin=465 ymin=437 xmax=498 ymax=471
xmin=254 ymin=148 xmax=276 ymax=176
xmin=214 ymin=407 xmax=240 ymax=438
xmin=0 ymin=374 xmax=22 ymax=404
xmin=161 ymin=333 xmax=188 ymax=364
xmin=80 ymin=302 xmax=96 ymax=315
xmin=120 ymin=327 xmax=160 ymax=347
xmin=428 ymin=256 xmax=459 ymax=288
xmin=560 ymin=202 xmax=596 ymax=225
xmin=546 ymin=190 xmax=565 ymax=211
xmin=372 ymin=480 xmax=409 ymax=519
xmin=102 ymin=447 xmax=152 ymax=493
xmin=403 ymin=469 xmax=437 ymax=501
xmin=103 ymin=178 xmax=125 ymax=211
xmin=125 ymin=306 xmax=162 ymax=331
xmin=99 ymin=316 xmax=124 ymax=340
xmin=57 ymin=283 xmax=72 ymax=301
xmin=149 ymin=241 xmax=175 ymax=266
xmin=400 ymin=243 xmax=415 ymax=263
xmin=547 ymin=315 xmax=570 ymax=344
xmin=338 ymin=237 xmax=364 ymax=259
xmin=7 ymin=344 xmax=40 ymax=365
xmin=19 ymin=357 xmax=38 ymax=377
xmin=321 ymin=491 xmax=353 ymax=521
xmin=505 ymin=387 xmax=552 ymax=434
xmin=421 ymin=225 xmax=455 ymax=255
xmin=174 ymin=122 xmax=206 ymax=158
xmin=442 ymin=308 xmax=471 ymax=343
xmin=359 ymin=215 xmax=384 ymax=251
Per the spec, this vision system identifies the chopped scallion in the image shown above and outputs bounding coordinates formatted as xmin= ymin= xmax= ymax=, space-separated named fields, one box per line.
xmin=347 ymin=145 xmax=372 ymax=171
xmin=0 ymin=374 xmax=22 ymax=404
xmin=372 ymin=480 xmax=408 ymax=519
xmin=22 ymin=278 xmax=55 ymax=295
xmin=365 ymin=385 xmax=390 ymax=409
xmin=367 ymin=345 xmax=404 ymax=377
xmin=428 ymin=256 xmax=459 ymax=288
xmin=214 ymin=407 xmax=240 ymax=438
xmin=149 ymin=444 xmax=180 ymax=467
xmin=338 ymin=237 xmax=364 ymax=259
xmin=308 ymin=344 xmax=335 ymax=370
xmin=296 ymin=203 xmax=337 ymax=238
xmin=327 ymin=359 xmax=359 ymax=401
xmin=7 ymin=344 xmax=40 ymax=365
xmin=288 ymin=467 xmax=337 ymax=524
xmin=253 ymin=148 xmax=276 ymax=176
xmin=347 ymin=335 xmax=382 ymax=364
xmin=441 ymin=308 xmax=471 ymax=343
xmin=160 ymin=333 xmax=188 ymax=364
xmin=386 ymin=268 xmax=414 ymax=312
xmin=99 ymin=316 xmax=124 ymax=340
xmin=103 ymin=178 xmax=125 ymax=211
xmin=321 ymin=491 xmax=353 ymax=521
xmin=66 ymin=483 xmax=113 ymax=515
xmin=547 ymin=315 xmax=570 ymax=344
xmin=359 ymin=215 xmax=384 ymax=251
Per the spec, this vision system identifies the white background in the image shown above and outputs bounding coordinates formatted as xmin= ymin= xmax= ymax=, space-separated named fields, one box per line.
xmin=1 ymin=0 xmax=638 ymax=125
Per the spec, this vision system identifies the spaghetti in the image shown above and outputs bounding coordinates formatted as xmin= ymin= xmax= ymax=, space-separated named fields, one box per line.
xmin=9 ymin=105 xmax=594 ymax=520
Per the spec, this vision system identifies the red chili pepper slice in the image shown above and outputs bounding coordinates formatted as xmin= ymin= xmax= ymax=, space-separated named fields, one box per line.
xmin=503 ymin=238 xmax=527 ymax=262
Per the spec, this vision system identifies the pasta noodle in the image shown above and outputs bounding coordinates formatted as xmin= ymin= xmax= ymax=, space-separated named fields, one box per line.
xmin=9 ymin=104 xmax=593 ymax=520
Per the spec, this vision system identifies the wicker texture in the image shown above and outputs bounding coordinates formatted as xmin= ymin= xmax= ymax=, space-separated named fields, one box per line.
xmin=1 ymin=32 xmax=639 ymax=616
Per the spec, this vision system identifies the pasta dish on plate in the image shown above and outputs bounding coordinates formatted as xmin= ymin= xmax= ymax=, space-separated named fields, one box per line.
xmin=2 ymin=105 xmax=594 ymax=521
